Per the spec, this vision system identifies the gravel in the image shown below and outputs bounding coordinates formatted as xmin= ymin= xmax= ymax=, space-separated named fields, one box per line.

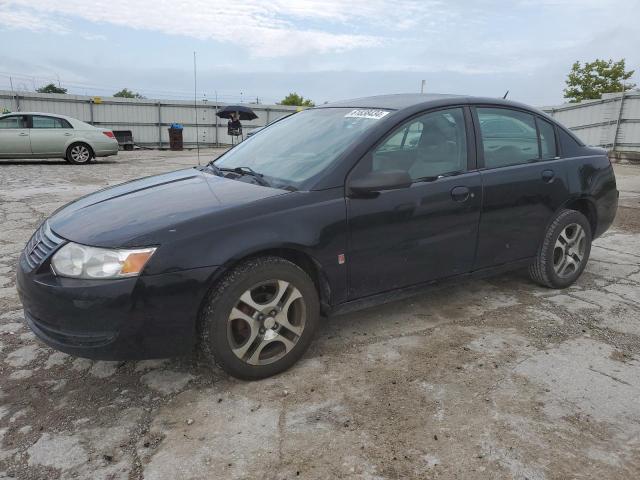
xmin=1 ymin=151 xmax=639 ymax=479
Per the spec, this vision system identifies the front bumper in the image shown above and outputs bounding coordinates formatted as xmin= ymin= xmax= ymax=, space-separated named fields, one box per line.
xmin=17 ymin=253 xmax=219 ymax=360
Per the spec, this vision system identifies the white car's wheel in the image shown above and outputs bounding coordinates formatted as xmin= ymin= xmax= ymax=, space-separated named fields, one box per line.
xmin=66 ymin=143 xmax=94 ymax=164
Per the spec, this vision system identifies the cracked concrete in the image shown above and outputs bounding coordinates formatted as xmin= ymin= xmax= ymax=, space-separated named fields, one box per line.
xmin=1 ymin=151 xmax=640 ymax=479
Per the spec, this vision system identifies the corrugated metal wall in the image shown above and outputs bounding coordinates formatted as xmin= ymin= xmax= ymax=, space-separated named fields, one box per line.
xmin=542 ymin=90 xmax=640 ymax=153
xmin=0 ymin=90 xmax=298 ymax=147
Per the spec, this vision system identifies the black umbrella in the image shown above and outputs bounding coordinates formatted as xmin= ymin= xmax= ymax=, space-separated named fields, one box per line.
xmin=216 ymin=105 xmax=258 ymax=121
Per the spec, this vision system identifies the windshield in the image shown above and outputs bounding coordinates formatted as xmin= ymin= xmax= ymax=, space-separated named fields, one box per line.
xmin=213 ymin=108 xmax=390 ymax=189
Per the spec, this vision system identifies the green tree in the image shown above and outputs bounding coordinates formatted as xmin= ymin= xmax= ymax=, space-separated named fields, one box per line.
xmin=113 ymin=88 xmax=146 ymax=99
xmin=36 ymin=83 xmax=67 ymax=94
xmin=564 ymin=59 xmax=636 ymax=103
xmin=279 ymin=92 xmax=315 ymax=107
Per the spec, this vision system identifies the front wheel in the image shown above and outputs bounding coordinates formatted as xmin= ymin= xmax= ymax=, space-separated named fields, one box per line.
xmin=199 ymin=257 xmax=320 ymax=380
xmin=529 ymin=209 xmax=592 ymax=289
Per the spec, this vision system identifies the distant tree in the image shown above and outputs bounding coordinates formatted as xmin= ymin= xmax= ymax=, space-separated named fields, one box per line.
xmin=113 ymin=88 xmax=146 ymax=99
xmin=279 ymin=92 xmax=315 ymax=107
xmin=564 ymin=59 xmax=636 ymax=103
xmin=36 ymin=83 xmax=67 ymax=94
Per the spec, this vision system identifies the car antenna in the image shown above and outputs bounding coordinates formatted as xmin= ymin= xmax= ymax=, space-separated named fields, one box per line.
xmin=503 ymin=90 xmax=509 ymax=99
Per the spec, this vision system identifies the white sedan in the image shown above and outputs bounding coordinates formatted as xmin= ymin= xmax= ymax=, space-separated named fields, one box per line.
xmin=0 ymin=112 xmax=119 ymax=164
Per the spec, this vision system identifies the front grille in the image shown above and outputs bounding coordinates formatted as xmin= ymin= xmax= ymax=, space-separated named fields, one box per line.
xmin=23 ymin=221 xmax=65 ymax=270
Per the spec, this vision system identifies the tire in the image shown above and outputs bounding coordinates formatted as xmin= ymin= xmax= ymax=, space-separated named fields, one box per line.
xmin=66 ymin=143 xmax=94 ymax=164
xmin=529 ymin=209 xmax=592 ymax=289
xmin=199 ymin=256 xmax=320 ymax=380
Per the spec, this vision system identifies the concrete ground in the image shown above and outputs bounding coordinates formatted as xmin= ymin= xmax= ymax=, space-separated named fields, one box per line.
xmin=1 ymin=150 xmax=640 ymax=480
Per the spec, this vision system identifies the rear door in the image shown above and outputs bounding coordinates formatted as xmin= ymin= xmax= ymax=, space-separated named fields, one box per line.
xmin=0 ymin=115 xmax=30 ymax=156
xmin=347 ymin=106 xmax=482 ymax=298
xmin=473 ymin=106 xmax=569 ymax=269
xmin=28 ymin=115 xmax=74 ymax=156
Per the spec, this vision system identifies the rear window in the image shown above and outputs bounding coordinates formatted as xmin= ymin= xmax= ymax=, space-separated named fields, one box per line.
xmin=477 ymin=108 xmax=539 ymax=168
xmin=31 ymin=116 xmax=72 ymax=129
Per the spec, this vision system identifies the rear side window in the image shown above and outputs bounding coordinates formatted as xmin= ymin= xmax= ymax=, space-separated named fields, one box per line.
xmin=558 ymin=127 xmax=584 ymax=157
xmin=537 ymin=117 xmax=557 ymax=159
xmin=477 ymin=108 xmax=538 ymax=168
xmin=31 ymin=116 xmax=72 ymax=129
xmin=0 ymin=116 xmax=25 ymax=129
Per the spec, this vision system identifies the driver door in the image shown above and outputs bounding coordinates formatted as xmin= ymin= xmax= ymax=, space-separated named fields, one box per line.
xmin=346 ymin=107 xmax=482 ymax=298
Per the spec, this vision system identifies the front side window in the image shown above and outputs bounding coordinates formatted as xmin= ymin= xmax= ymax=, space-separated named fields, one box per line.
xmin=31 ymin=116 xmax=71 ymax=129
xmin=367 ymin=107 xmax=468 ymax=181
xmin=537 ymin=117 xmax=557 ymax=159
xmin=477 ymin=108 xmax=538 ymax=168
xmin=0 ymin=116 xmax=25 ymax=129
xmin=214 ymin=108 xmax=390 ymax=189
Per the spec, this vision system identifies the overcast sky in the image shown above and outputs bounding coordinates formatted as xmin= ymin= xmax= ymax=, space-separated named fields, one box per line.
xmin=0 ymin=0 xmax=638 ymax=106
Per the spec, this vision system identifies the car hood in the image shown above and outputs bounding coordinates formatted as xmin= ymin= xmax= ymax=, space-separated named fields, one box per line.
xmin=49 ymin=168 xmax=287 ymax=247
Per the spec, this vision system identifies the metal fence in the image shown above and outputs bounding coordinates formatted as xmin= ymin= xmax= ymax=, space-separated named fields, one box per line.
xmin=542 ymin=90 xmax=640 ymax=156
xmin=0 ymin=90 xmax=298 ymax=148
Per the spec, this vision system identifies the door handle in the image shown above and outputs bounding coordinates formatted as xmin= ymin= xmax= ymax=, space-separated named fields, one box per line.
xmin=450 ymin=186 xmax=471 ymax=202
xmin=18 ymin=132 xmax=28 ymax=136
xmin=541 ymin=169 xmax=555 ymax=183
xmin=64 ymin=132 xmax=72 ymax=136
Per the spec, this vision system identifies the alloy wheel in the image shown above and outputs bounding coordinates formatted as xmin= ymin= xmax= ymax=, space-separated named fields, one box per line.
xmin=70 ymin=145 xmax=91 ymax=163
xmin=553 ymin=223 xmax=586 ymax=278
xmin=227 ymin=279 xmax=306 ymax=366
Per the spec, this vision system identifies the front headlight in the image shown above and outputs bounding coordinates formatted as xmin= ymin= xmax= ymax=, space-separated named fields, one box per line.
xmin=51 ymin=242 xmax=156 ymax=279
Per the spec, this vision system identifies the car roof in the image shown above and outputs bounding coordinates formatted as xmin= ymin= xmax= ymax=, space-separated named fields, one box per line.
xmin=0 ymin=112 xmax=75 ymax=119
xmin=318 ymin=93 xmax=545 ymax=115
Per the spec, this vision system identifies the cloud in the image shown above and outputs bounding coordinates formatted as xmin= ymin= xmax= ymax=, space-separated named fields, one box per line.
xmin=0 ymin=7 xmax=69 ymax=34
xmin=1 ymin=0 xmax=637 ymax=100
xmin=0 ymin=4 xmax=105 ymax=41
xmin=0 ymin=0 xmax=453 ymax=57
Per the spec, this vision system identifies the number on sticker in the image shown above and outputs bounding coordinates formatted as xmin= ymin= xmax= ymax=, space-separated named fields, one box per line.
xmin=344 ymin=109 xmax=390 ymax=120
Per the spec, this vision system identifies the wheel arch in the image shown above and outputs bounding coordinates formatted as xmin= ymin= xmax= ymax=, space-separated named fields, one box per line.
xmin=212 ymin=246 xmax=332 ymax=316
xmin=562 ymin=197 xmax=597 ymax=236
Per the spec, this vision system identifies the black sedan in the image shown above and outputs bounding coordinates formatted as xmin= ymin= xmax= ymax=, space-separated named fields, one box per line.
xmin=17 ymin=94 xmax=618 ymax=379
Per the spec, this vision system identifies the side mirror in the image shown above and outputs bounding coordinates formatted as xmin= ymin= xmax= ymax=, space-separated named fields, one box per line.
xmin=348 ymin=170 xmax=412 ymax=197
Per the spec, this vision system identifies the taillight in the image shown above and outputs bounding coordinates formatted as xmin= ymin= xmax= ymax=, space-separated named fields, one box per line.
xmin=103 ymin=131 xmax=115 ymax=139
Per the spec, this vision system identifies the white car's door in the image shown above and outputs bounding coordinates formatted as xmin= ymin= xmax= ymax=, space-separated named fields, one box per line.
xmin=29 ymin=115 xmax=74 ymax=156
xmin=0 ymin=115 xmax=31 ymax=156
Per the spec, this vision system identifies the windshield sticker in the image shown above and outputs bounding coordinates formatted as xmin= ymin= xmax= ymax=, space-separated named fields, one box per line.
xmin=344 ymin=109 xmax=390 ymax=120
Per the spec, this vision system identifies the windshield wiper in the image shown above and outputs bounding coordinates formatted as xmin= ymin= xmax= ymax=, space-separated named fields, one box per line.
xmin=205 ymin=164 xmax=272 ymax=188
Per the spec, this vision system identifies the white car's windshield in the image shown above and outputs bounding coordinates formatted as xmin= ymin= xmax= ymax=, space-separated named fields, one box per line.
xmin=213 ymin=108 xmax=391 ymax=189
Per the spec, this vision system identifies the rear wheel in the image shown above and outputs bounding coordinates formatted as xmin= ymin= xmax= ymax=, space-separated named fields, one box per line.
xmin=199 ymin=257 xmax=320 ymax=380
xmin=529 ymin=209 xmax=592 ymax=288
xmin=66 ymin=143 xmax=93 ymax=164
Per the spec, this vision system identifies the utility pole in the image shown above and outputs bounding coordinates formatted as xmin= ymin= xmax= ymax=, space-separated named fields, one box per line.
xmin=420 ymin=80 xmax=426 ymax=94
xmin=193 ymin=51 xmax=200 ymax=165
xmin=9 ymin=76 xmax=19 ymax=111
xmin=214 ymin=90 xmax=219 ymax=147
